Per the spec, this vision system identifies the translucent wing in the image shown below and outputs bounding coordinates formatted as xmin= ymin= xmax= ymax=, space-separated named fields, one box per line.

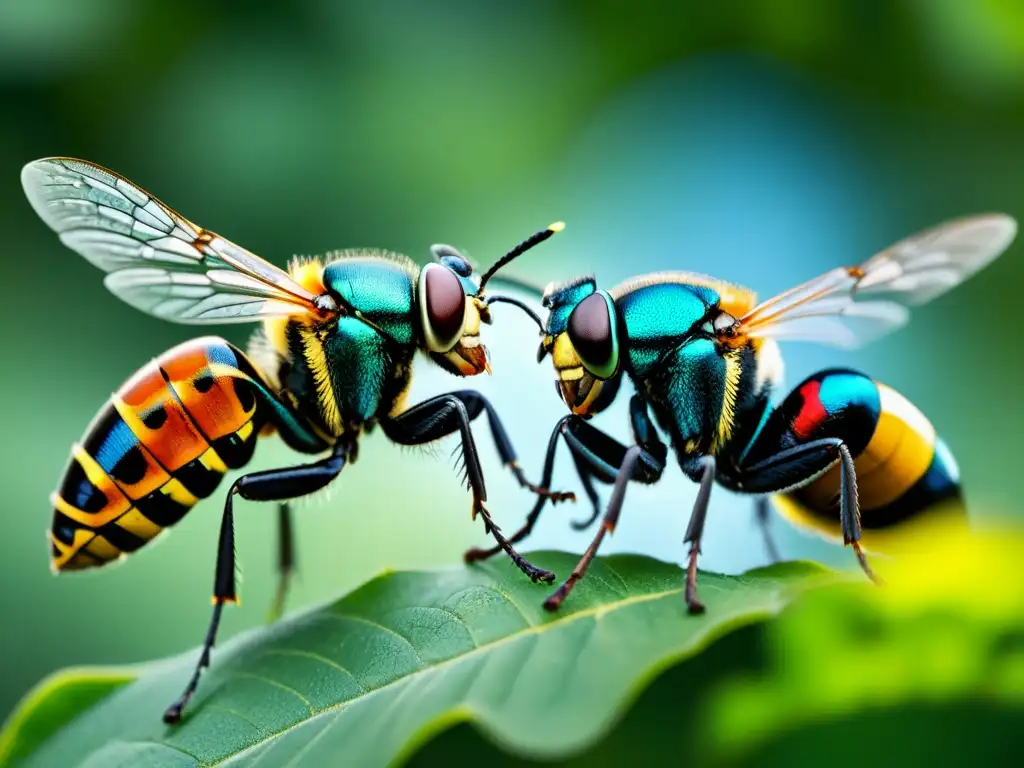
xmin=738 ymin=214 xmax=1017 ymax=349
xmin=22 ymin=157 xmax=325 ymax=324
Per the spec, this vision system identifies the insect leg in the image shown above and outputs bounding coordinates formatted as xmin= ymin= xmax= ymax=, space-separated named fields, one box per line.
xmin=753 ymin=496 xmax=781 ymax=564
xmin=464 ymin=415 xmax=577 ymax=564
xmin=267 ymin=503 xmax=295 ymax=623
xmin=381 ymin=395 xmax=555 ymax=584
xmin=163 ymin=442 xmax=349 ymax=725
xmin=567 ymin=442 xmax=604 ymax=530
xmin=738 ymin=438 xmax=878 ymax=584
xmin=445 ymin=389 xmax=576 ymax=503
xmin=543 ymin=439 xmax=664 ymax=611
xmin=838 ymin=444 xmax=878 ymax=584
xmin=464 ymin=414 xmax=609 ymax=563
xmin=681 ymin=456 xmax=717 ymax=614
xmin=464 ymin=404 xmax=663 ymax=565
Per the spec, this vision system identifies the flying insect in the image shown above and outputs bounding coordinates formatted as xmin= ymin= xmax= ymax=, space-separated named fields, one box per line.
xmin=467 ymin=214 xmax=1017 ymax=612
xmin=22 ymin=157 xmax=567 ymax=723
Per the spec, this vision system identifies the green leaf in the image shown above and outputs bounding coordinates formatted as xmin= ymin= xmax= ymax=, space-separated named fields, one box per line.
xmin=407 ymin=526 xmax=1024 ymax=767
xmin=0 ymin=553 xmax=833 ymax=767
xmin=0 ymin=669 xmax=136 ymax=766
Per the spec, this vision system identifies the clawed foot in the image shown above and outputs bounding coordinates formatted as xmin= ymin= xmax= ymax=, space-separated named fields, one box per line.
xmin=524 ymin=563 xmax=557 ymax=584
xmin=463 ymin=546 xmax=491 ymax=564
xmin=543 ymin=595 xmax=562 ymax=612
xmin=510 ymin=461 xmax=576 ymax=504
xmin=684 ymin=545 xmax=705 ymax=614
xmin=543 ymin=574 xmax=579 ymax=612
xmin=526 ymin=483 xmax=576 ymax=504
xmin=851 ymin=541 xmax=883 ymax=586
xmin=266 ymin=575 xmax=291 ymax=624
xmin=471 ymin=500 xmax=556 ymax=585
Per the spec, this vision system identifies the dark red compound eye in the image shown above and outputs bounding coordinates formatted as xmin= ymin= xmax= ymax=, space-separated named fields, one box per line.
xmin=568 ymin=292 xmax=618 ymax=378
xmin=422 ymin=264 xmax=466 ymax=351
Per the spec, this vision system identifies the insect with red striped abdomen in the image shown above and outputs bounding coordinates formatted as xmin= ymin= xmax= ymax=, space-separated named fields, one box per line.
xmin=470 ymin=214 xmax=1016 ymax=613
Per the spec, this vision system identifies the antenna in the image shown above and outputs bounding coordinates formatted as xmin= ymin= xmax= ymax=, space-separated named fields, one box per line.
xmin=477 ymin=221 xmax=564 ymax=294
xmin=485 ymin=294 xmax=545 ymax=332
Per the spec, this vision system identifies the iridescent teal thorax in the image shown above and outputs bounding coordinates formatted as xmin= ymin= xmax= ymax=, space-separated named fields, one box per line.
xmin=610 ymin=280 xmax=720 ymax=378
xmin=280 ymin=255 xmax=421 ymax=433
xmin=611 ymin=279 xmax=730 ymax=464
xmin=322 ymin=254 xmax=419 ymax=346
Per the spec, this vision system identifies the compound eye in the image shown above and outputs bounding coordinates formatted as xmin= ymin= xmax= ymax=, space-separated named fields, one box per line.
xmin=420 ymin=263 xmax=467 ymax=353
xmin=567 ymin=291 xmax=618 ymax=379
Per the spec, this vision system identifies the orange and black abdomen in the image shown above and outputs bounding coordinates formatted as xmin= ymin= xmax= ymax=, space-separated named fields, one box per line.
xmin=766 ymin=369 xmax=965 ymax=553
xmin=51 ymin=338 xmax=274 ymax=571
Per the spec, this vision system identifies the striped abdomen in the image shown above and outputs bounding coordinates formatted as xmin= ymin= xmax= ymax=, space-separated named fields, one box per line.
xmin=51 ymin=338 xmax=275 ymax=571
xmin=770 ymin=369 xmax=964 ymax=553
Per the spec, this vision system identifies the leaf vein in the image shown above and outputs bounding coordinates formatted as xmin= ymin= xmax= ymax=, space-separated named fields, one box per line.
xmin=323 ymin=612 xmax=427 ymax=666
xmin=199 ymin=703 xmax=266 ymax=733
xmin=122 ymin=738 xmax=202 ymax=765
xmin=222 ymin=673 xmax=315 ymax=714
xmin=212 ymin=584 xmax=683 ymax=765
xmin=279 ymin=714 xmax=339 ymax=768
xmin=413 ymin=604 xmax=481 ymax=647
xmin=599 ymin=560 xmax=634 ymax=594
xmin=482 ymin=586 xmax=536 ymax=628
xmin=257 ymin=649 xmax=366 ymax=693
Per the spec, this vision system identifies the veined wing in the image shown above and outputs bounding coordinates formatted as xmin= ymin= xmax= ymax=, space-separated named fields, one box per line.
xmin=22 ymin=157 xmax=328 ymax=324
xmin=737 ymin=214 xmax=1017 ymax=349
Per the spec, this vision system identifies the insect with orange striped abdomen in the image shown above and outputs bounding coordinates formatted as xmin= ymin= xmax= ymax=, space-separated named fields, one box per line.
xmin=22 ymin=157 xmax=569 ymax=723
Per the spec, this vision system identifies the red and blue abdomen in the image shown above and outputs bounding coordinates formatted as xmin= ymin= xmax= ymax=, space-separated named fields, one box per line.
xmin=51 ymin=338 xmax=272 ymax=571
xmin=765 ymin=369 xmax=964 ymax=552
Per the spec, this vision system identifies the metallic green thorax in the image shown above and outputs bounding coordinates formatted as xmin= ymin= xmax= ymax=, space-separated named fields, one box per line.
xmin=325 ymin=317 xmax=397 ymax=423
xmin=612 ymin=282 xmax=719 ymax=378
xmin=274 ymin=256 xmax=422 ymax=434
xmin=645 ymin=338 xmax=726 ymax=454
xmin=610 ymin=282 xmax=727 ymax=455
xmin=322 ymin=256 xmax=418 ymax=345
xmin=543 ymin=274 xmax=760 ymax=465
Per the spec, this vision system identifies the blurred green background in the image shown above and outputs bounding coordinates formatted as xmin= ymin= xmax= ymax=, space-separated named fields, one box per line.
xmin=2 ymin=0 xmax=1024 ymax=728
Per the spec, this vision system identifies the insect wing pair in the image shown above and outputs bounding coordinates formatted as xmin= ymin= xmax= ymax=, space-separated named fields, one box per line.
xmin=22 ymin=157 xmax=566 ymax=722
xmin=476 ymin=212 xmax=1016 ymax=612
xmin=22 ymin=156 xmax=1018 ymax=720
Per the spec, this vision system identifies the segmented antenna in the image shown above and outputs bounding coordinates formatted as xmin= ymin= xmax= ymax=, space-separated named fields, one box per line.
xmin=477 ymin=221 xmax=564 ymax=294
xmin=485 ymin=294 xmax=545 ymax=332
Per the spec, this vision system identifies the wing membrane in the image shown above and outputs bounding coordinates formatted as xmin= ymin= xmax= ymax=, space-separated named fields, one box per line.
xmin=739 ymin=214 xmax=1016 ymax=349
xmin=22 ymin=157 xmax=322 ymax=324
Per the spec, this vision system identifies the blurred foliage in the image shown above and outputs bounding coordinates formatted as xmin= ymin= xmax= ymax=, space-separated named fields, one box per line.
xmin=2 ymin=0 xmax=1024 ymax=753
xmin=413 ymin=524 xmax=1024 ymax=766
xmin=4 ymin=524 xmax=1023 ymax=767
xmin=0 ymin=669 xmax=133 ymax=768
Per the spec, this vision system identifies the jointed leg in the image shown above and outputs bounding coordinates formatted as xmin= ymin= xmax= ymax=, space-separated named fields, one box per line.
xmin=568 ymin=448 xmax=603 ymax=530
xmin=468 ymin=396 xmax=667 ymax=567
xmin=465 ymin=415 xmax=577 ymax=564
xmin=464 ymin=414 xmax=609 ymax=562
xmin=681 ymin=456 xmax=717 ymax=615
xmin=838 ymin=444 xmax=878 ymax=584
xmin=739 ymin=438 xmax=878 ymax=585
xmin=447 ymin=390 xmax=575 ymax=503
xmin=465 ymin=412 xmax=662 ymax=565
xmin=754 ymin=496 xmax=781 ymax=564
xmin=267 ymin=503 xmax=295 ymax=623
xmin=544 ymin=442 xmax=666 ymax=611
xmin=383 ymin=394 xmax=554 ymax=583
xmin=163 ymin=443 xmax=349 ymax=724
